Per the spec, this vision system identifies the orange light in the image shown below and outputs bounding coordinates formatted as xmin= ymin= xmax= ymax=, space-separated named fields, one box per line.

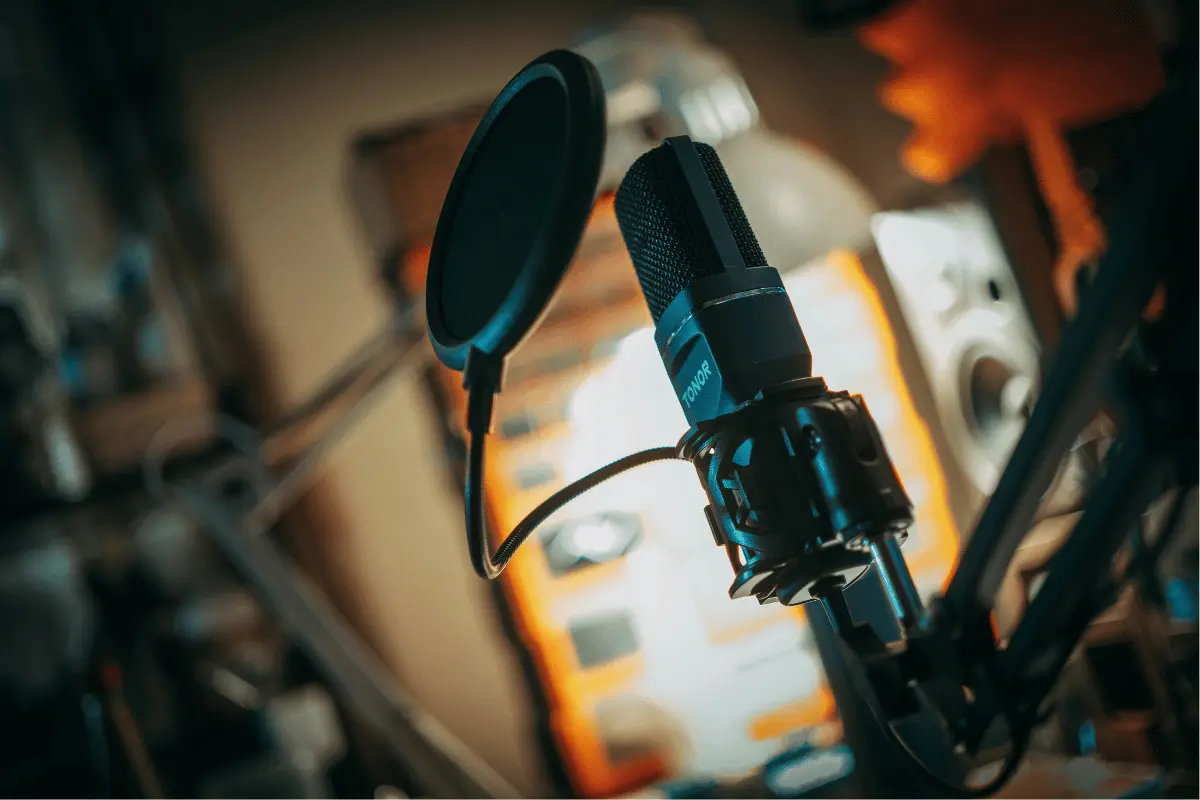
xmin=859 ymin=0 xmax=1164 ymax=183
xmin=858 ymin=0 xmax=1166 ymax=318
xmin=747 ymin=688 xmax=837 ymax=742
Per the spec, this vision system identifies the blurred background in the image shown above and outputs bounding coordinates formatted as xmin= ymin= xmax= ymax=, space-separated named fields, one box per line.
xmin=0 ymin=0 xmax=1194 ymax=797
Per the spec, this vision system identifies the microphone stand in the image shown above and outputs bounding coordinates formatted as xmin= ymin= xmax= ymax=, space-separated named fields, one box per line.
xmin=794 ymin=71 xmax=1197 ymax=797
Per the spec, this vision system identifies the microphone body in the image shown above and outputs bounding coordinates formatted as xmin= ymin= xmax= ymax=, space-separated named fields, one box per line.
xmin=615 ymin=136 xmax=915 ymax=608
xmin=614 ymin=137 xmax=812 ymax=425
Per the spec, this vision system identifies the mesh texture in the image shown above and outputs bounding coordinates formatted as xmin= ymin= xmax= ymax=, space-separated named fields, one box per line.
xmin=614 ymin=141 xmax=766 ymax=322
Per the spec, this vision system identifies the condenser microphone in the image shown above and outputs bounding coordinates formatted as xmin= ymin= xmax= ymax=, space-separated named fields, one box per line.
xmin=614 ymin=137 xmax=815 ymax=425
xmin=614 ymin=136 xmax=921 ymax=613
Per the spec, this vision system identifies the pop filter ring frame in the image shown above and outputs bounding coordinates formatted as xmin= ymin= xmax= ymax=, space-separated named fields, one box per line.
xmin=425 ymin=50 xmax=607 ymax=372
xmin=422 ymin=50 xmax=686 ymax=580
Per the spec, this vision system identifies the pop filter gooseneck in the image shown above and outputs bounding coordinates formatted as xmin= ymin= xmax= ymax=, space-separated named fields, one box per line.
xmin=426 ymin=50 xmax=684 ymax=579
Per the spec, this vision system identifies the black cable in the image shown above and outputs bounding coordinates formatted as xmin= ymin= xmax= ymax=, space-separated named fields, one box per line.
xmin=465 ymin=427 xmax=683 ymax=580
xmin=1127 ymin=487 xmax=1193 ymax=591
xmin=1082 ymin=487 xmax=1197 ymax=618
xmin=850 ymin=663 xmax=1030 ymax=798
xmin=879 ymin=710 xmax=1029 ymax=798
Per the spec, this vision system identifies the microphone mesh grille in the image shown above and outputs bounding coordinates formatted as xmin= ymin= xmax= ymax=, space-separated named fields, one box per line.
xmin=614 ymin=141 xmax=767 ymax=322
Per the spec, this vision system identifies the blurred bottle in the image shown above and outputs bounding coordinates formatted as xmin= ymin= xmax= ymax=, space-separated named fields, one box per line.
xmin=575 ymin=12 xmax=877 ymax=269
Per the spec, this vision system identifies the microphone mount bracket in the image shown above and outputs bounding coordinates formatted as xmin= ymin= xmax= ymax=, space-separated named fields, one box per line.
xmin=677 ymin=376 xmax=915 ymax=606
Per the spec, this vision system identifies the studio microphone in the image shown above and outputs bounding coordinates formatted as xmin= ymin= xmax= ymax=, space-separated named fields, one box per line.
xmin=614 ymin=136 xmax=923 ymax=618
xmin=615 ymin=136 xmax=811 ymax=425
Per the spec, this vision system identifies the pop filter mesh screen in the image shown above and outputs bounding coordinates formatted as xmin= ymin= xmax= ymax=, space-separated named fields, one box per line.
xmin=437 ymin=77 xmax=570 ymax=341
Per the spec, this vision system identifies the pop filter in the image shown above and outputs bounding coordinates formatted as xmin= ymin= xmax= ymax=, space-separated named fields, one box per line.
xmin=426 ymin=49 xmax=652 ymax=583
xmin=426 ymin=49 xmax=606 ymax=373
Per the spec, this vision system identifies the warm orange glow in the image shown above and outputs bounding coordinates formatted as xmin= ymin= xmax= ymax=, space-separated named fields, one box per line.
xmin=401 ymin=243 xmax=432 ymax=297
xmin=552 ymin=704 xmax=672 ymax=798
xmin=1024 ymin=117 xmax=1165 ymax=320
xmin=860 ymin=0 xmax=1164 ymax=183
xmin=858 ymin=0 xmax=1166 ymax=319
xmin=1023 ymin=116 xmax=1107 ymax=314
xmin=592 ymin=191 xmax=616 ymax=219
xmin=705 ymin=611 xmax=803 ymax=646
xmin=747 ymin=688 xmax=837 ymax=742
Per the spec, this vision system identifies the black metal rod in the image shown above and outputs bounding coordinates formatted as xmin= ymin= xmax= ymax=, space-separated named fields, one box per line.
xmin=805 ymin=584 xmax=966 ymax=797
xmin=943 ymin=78 xmax=1190 ymax=623
xmin=265 ymin=307 xmax=421 ymax=439
xmin=870 ymin=534 xmax=923 ymax=631
xmin=1000 ymin=436 xmax=1170 ymax=688
xmin=942 ymin=254 xmax=1155 ymax=621
xmin=246 ymin=337 xmax=421 ymax=532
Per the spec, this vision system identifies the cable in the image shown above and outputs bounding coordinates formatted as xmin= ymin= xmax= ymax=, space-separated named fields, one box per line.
xmin=1080 ymin=487 xmax=1196 ymax=620
xmin=838 ymin=632 xmax=1030 ymax=798
xmin=1126 ymin=487 xmax=1194 ymax=589
xmin=460 ymin=347 xmax=687 ymax=580
xmin=466 ymin=428 xmax=684 ymax=580
xmin=880 ymin=709 xmax=1029 ymax=798
xmin=830 ymin=618 xmax=1027 ymax=800
xmin=142 ymin=413 xmax=269 ymax=504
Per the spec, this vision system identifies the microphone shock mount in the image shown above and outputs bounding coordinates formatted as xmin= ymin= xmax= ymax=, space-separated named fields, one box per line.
xmin=677 ymin=374 xmax=919 ymax=611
